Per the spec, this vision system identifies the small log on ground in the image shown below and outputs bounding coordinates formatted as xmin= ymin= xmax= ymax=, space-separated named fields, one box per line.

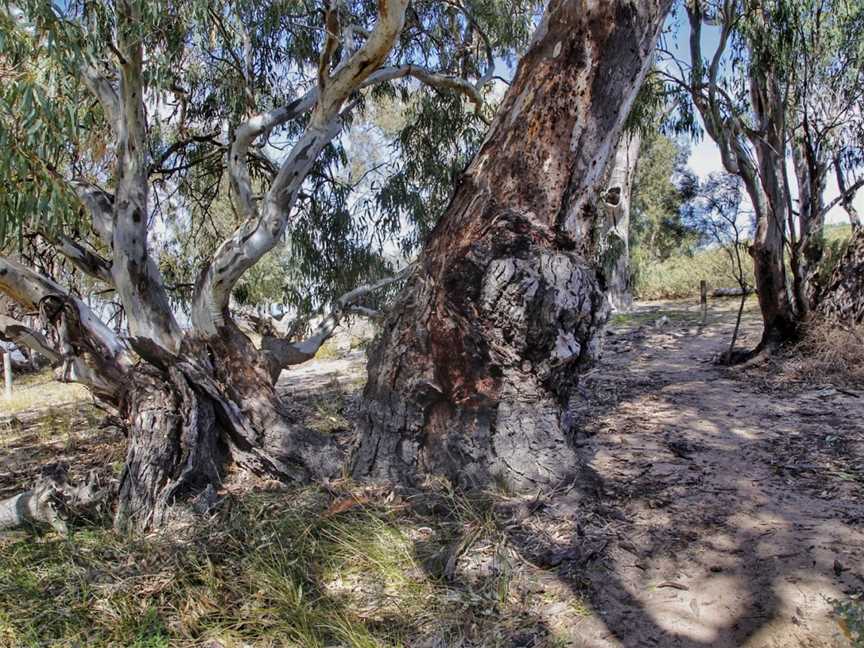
xmin=712 ymin=287 xmax=755 ymax=298
xmin=0 ymin=464 xmax=111 ymax=533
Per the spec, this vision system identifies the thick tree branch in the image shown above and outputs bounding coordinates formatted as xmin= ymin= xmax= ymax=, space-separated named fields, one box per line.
xmin=193 ymin=0 xmax=411 ymax=335
xmin=261 ymin=265 xmax=412 ymax=380
xmin=107 ymin=2 xmax=181 ymax=353
xmin=0 ymin=258 xmax=129 ymax=399
xmin=80 ymin=64 xmax=121 ymax=133
xmin=825 ymin=168 xmax=864 ymax=222
xmin=0 ymin=257 xmax=126 ymax=362
xmin=0 ymin=314 xmax=62 ymax=364
xmin=48 ymin=234 xmax=113 ymax=285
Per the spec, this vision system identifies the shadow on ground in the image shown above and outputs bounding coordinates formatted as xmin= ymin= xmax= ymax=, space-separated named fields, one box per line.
xmin=1 ymin=299 xmax=861 ymax=647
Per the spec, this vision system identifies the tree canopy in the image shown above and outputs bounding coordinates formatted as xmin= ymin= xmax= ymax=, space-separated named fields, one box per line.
xmin=0 ymin=0 xmax=540 ymax=316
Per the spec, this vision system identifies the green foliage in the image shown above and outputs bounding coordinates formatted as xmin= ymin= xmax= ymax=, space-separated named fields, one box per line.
xmin=815 ymin=223 xmax=855 ymax=287
xmin=633 ymin=223 xmax=853 ymax=300
xmin=1 ymin=1 xmax=543 ymax=313
xmin=629 ymin=129 xmax=700 ymax=292
xmin=633 ymin=245 xmax=756 ymax=300
xmin=0 ymin=7 xmax=97 ymax=244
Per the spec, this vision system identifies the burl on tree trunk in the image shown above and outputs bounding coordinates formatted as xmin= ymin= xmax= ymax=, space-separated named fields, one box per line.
xmin=353 ymin=0 xmax=672 ymax=491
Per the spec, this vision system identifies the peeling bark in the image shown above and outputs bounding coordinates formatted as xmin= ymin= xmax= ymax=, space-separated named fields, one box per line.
xmin=353 ymin=0 xmax=672 ymax=491
xmin=601 ymin=131 xmax=640 ymax=312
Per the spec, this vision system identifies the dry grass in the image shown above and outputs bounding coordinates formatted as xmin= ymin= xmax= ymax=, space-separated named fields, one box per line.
xmin=769 ymin=319 xmax=864 ymax=388
xmin=1 ymin=369 xmax=91 ymax=417
xmin=0 ymin=479 xmax=582 ymax=648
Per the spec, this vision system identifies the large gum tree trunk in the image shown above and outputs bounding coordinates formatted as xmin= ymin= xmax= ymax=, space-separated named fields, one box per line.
xmin=353 ymin=0 xmax=672 ymax=491
xmin=748 ymin=72 xmax=799 ymax=349
xmin=115 ymin=326 xmax=341 ymax=532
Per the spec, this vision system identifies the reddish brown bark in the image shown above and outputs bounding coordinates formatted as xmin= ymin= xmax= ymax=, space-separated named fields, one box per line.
xmin=353 ymin=0 xmax=673 ymax=490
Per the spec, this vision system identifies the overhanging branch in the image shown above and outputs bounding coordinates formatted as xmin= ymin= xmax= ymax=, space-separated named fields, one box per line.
xmin=261 ymin=264 xmax=414 ymax=381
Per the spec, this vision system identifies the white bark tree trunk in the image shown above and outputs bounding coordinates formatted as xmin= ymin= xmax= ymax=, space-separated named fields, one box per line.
xmin=601 ymin=131 xmax=641 ymax=312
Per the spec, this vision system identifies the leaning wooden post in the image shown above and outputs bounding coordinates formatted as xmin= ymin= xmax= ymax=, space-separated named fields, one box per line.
xmin=700 ymin=280 xmax=708 ymax=309
xmin=3 ymin=350 xmax=11 ymax=400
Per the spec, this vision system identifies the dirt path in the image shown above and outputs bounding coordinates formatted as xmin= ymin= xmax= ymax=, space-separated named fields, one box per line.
xmin=552 ymin=300 xmax=864 ymax=647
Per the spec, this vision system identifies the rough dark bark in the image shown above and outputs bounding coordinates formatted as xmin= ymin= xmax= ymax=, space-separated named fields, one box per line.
xmin=114 ymin=327 xmax=341 ymax=532
xmin=816 ymin=226 xmax=864 ymax=324
xmin=353 ymin=0 xmax=672 ymax=492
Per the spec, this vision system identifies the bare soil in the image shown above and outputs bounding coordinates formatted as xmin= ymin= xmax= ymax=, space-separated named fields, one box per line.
xmin=544 ymin=298 xmax=864 ymax=647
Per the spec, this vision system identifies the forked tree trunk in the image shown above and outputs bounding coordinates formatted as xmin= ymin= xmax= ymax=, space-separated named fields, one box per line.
xmin=352 ymin=0 xmax=672 ymax=491
xmin=115 ymin=326 xmax=342 ymax=532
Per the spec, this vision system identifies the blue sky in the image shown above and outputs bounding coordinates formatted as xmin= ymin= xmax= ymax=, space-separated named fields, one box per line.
xmin=661 ymin=9 xmax=861 ymax=226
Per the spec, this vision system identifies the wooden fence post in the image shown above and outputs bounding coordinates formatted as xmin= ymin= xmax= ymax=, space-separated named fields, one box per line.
xmin=3 ymin=350 xmax=11 ymax=400
xmin=700 ymin=280 xmax=708 ymax=310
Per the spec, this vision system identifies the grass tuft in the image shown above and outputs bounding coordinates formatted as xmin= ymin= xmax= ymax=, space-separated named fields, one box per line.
xmin=0 ymin=484 xmax=578 ymax=647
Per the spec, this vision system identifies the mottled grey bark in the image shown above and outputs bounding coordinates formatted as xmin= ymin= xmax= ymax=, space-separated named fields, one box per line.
xmin=353 ymin=0 xmax=672 ymax=492
xmin=601 ymin=131 xmax=640 ymax=312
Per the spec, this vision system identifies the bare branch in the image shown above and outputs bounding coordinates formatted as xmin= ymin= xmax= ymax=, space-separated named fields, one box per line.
xmin=0 ymin=314 xmax=61 ymax=364
xmin=80 ymin=64 xmax=121 ymax=133
xmin=821 ymin=175 xmax=864 ymax=219
xmin=0 ymin=257 xmax=126 ymax=359
xmin=261 ymin=264 xmax=413 ymax=380
xmin=48 ymin=234 xmax=113 ymax=285
xmin=71 ymin=181 xmax=115 ymax=245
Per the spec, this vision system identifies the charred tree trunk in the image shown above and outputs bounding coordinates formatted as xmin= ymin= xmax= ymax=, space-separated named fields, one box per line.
xmin=817 ymin=226 xmax=864 ymax=324
xmin=601 ymin=131 xmax=640 ymax=312
xmin=353 ymin=0 xmax=671 ymax=491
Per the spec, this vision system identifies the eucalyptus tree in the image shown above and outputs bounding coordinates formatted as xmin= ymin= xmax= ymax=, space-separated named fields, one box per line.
xmin=0 ymin=0 xmax=539 ymax=530
xmin=659 ymin=0 xmax=799 ymax=351
xmin=660 ymin=0 xmax=864 ymax=347
xmin=353 ymin=0 xmax=673 ymax=492
xmin=786 ymin=0 xmax=864 ymax=315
